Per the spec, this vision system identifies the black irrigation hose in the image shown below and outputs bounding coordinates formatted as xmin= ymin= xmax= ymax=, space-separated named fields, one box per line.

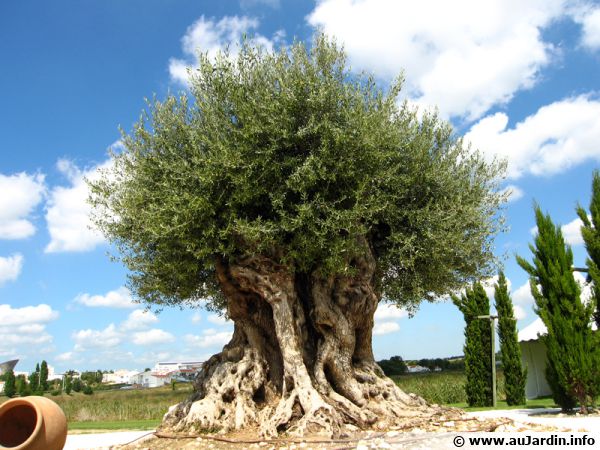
xmin=117 ymin=431 xmax=157 ymax=446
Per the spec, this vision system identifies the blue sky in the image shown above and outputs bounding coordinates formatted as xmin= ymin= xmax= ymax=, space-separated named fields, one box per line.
xmin=1 ymin=0 xmax=600 ymax=373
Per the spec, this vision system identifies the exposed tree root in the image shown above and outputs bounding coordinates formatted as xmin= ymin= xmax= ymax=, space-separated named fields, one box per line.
xmin=160 ymin=246 xmax=459 ymax=437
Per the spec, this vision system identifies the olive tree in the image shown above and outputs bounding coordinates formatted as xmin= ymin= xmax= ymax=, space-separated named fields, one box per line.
xmin=90 ymin=36 xmax=505 ymax=436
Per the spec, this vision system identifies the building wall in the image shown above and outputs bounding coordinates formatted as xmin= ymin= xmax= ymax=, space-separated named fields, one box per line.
xmin=520 ymin=340 xmax=552 ymax=399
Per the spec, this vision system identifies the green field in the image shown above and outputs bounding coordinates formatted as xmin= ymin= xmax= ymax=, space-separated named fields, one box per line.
xmin=393 ymin=370 xmax=555 ymax=411
xmin=1 ymin=383 xmax=193 ymax=429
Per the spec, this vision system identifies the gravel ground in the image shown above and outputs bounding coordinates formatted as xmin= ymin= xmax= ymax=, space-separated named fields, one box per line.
xmin=63 ymin=409 xmax=600 ymax=450
xmin=467 ymin=407 xmax=600 ymax=432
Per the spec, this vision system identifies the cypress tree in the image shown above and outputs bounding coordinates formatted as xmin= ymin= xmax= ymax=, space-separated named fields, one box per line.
xmin=577 ymin=170 xmax=600 ymax=329
xmin=453 ymin=282 xmax=493 ymax=406
xmin=28 ymin=364 xmax=39 ymax=393
xmin=40 ymin=360 xmax=49 ymax=392
xmin=494 ymin=271 xmax=527 ymax=405
xmin=4 ymin=369 xmax=16 ymax=398
xmin=65 ymin=376 xmax=72 ymax=395
xmin=517 ymin=205 xmax=598 ymax=412
xmin=16 ymin=375 xmax=31 ymax=397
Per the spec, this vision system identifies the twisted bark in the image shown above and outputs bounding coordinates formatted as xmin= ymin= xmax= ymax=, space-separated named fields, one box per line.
xmin=162 ymin=242 xmax=450 ymax=437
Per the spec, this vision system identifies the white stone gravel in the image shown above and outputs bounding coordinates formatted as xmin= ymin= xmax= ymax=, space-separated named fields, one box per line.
xmin=61 ymin=410 xmax=600 ymax=449
xmin=64 ymin=430 xmax=155 ymax=450
xmin=467 ymin=408 xmax=600 ymax=432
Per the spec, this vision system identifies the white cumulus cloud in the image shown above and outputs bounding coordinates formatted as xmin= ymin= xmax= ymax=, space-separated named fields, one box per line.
xmin=308 ymin=0 xmax=567 ymax=120
xmin=45 ymin=158 xmax=110 ymax=253
xmin=374 ymin=303 xmax=408 ymax=321
xmin=0 ymin=172 xmax=45 ymax=239
xmin=513 ymin=304 xmax=527 ymax=321
xmin=561 ymin=217 xmax=584 ymax=246
xmin=191 ymin=312 xmax=202 ymax=324
xmin=0 ymin=303 xmax=59 ymax=356
xmin=503 ymin=185 xmax=524 ymax=203
xmin=0 ymin=254 xmax=24 ymax=286
xmin=55 ymin=352 xmax=76 ymax=362
xmin=74 ymin=286 xmax=136 ymax=309
xmin=512 ymin=281 xmax=535 ymax=307
xmin=121 ymin=309 xmax=159 ymax=331
xmin=207 ymin=314 xmax=231 ymax=325
xmin=373 ymin=321 xmax=401 ymax=336
xmin=73 ymin=324 xmax=123 ymax=350
xmin=169 ymin=15 xmax=283 ymax=85
xmin=465 ymin=95 xmax=600 ymax=179
xmin=0 ymin=303 xmax=58 ymax=326
xmin=185 ymin=328 xmax=233 ymax=348
xmin=572 ymin=4 xmax=600 ymax=50
xmin=132 ymin=328 xmax=175 ymax=346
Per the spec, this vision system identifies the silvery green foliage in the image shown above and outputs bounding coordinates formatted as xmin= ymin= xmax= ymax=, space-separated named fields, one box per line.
xmin=89 ymin=35 xmax=505 ymax=312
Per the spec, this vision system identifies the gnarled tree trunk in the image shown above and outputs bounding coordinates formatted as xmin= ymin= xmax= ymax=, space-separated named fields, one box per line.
xmin=162 ymin=241 xmax=448 ymax=437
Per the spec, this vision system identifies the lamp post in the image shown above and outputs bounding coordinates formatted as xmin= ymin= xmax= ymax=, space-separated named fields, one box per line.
xmin=477 ymin=314 xmax=498 ymax=407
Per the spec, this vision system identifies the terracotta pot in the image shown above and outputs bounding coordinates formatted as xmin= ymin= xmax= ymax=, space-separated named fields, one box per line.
xmin=0 ymin=396 xmax=67 ymax=450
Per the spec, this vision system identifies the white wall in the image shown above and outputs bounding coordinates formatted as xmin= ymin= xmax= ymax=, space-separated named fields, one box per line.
xmin=520 ymin=340 xmax=552 ymax=399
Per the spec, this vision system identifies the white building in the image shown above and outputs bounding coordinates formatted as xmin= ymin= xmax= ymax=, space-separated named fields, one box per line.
xmin=406 ymin=365 xmax=429 ymax=373
xmin=153 ymin=361 xmax=204 ymax=376
xmin=103 ymin=369 xmax=138 ymax=385
xmin=130 ymin=370 xmax=175 ymax=388
xmin=518 ymin=317 xmax=598 ymax=399
xmin=47 ymin=365 xmax=63 ymax=382
xmin=518 ymin=318 xmax=552 ymax=400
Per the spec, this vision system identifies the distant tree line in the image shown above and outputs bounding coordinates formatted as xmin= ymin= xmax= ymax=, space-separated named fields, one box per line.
xmin=376 ymin=355 xmax=466 ymax=376
xmin=1 ymin=361 xmax=99 ymax=398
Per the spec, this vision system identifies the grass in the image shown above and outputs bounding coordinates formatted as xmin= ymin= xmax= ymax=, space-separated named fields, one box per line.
xmin=52 ymin=384 xmax=194 ymax=423
xmin=1 ymin=383 xmax=193 ymax=430
xmin=392 ymin=370 xmax=487 ymax=405
xmin=393 ymin=370 xmax=557 ymax=411
xmin=448 ymin=396 xmax=556 ymax=411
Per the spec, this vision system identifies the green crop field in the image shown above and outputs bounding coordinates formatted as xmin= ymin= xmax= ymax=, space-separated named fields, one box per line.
xmin=393 ymin=370 xmax=555 ymax=410
xmin=0 ymin=383 xmax=193 ymax=428
xmin=392 ymin=371 xmax=477 ymax=405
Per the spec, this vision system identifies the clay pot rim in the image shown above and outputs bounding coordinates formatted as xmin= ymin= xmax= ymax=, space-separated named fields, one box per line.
xmin=0 ymin=396 xmax=44 ymax=450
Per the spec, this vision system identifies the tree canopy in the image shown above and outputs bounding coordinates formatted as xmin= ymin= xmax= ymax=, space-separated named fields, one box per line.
xmin=90 ymin=35 xmax=505 ymax=313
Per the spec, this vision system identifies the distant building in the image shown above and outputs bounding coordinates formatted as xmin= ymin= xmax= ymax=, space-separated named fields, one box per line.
xmin=47 ymin=365 xmax=63 ymax=382
xmin=127 ymin=361 xmax=204 ymax=388
xmin=103 ymin=369 xmax=138 ymax=384
xmin=130 ymin=370 xmax=174 ymax=388
xmin=154 ymin=361 xmax=204 ymax=376
xmin=406 ymin=365 xmax=429 ymax=373
xmin=0 ymin=359 xmax=18 ymax=375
